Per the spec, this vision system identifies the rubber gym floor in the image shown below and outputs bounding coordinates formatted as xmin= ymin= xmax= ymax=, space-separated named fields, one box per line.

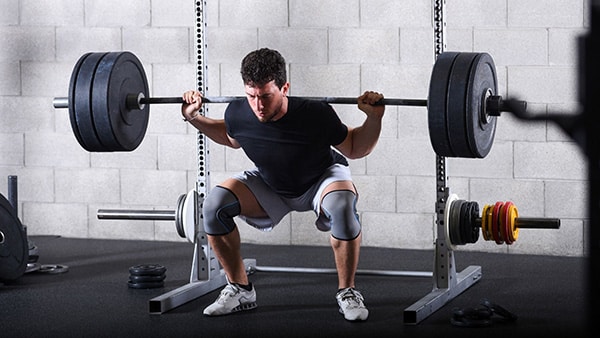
xmin=0 ymin=235 xmax=589 ymax=338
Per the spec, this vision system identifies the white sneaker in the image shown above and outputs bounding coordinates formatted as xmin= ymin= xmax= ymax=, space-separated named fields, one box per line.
xmin=336 ymin=287 xmax=369 ymax=321
xmin=203 ymin=283 xmax=257 ymax=316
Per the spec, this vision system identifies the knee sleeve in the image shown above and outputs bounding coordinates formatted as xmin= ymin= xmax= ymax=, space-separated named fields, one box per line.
xmin=202 ymin=186 xmax=241 ymax=235
xmin=320 ymin=190 xmax=361 ymax=241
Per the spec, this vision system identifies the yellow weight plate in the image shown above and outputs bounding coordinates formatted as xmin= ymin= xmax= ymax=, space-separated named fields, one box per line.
xmin=509 ymin=203 xmax=519 ymax=242
xmin=481 ymin=204 xmax=491 ymax=241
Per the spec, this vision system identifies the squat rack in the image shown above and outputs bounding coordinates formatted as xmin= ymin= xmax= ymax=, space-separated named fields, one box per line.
xmin=145 ymin=0 xmax=480 ymax=324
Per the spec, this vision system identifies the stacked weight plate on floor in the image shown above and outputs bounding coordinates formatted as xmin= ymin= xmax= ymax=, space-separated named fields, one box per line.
xmin=128 ymin=264 xmax=166 ymax=289
xmin=0 ymin=194 xmax=28 ymax=282
xmin=68 ymin=52 xmax=150 ymax=152
xmin=428 ymin=52 xmax=498 ymax=158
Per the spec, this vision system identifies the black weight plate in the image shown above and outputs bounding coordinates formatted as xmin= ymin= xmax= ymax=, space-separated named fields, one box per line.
xmin=449 ymin=199 xmax=464 ymax=245
xmin=469 ymin=202 xmax=480 ymax=243
xmin=71 ymin=52 xmax=109 ymax=151
xmin=175 ymin=193 xmax=186 ymax=238
xmin=127 ymin=280 xmax=164 ymax=289
xmin=447 ymin=52 xmax=479 ymax=158
xmin=92 ymin=51 xmax=150 ymax=152
xmin=428 ymin=52 xmax=460 ymax=157
xmin=129 ymin=264 xmax=166 ymax=276
xmin=129 ymin=274 xmax=166 ymax=283
xmin=0 ymin=194 xmax=28 ymax=281
xmin=466 ymin=53 xmax=498 ymax=158
xmin=68 ymin=52 xmax=91 ymax=150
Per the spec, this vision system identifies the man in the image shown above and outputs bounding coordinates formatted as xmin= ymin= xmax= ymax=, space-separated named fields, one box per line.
xmin=181 ymin=48 xmax=384 ymax=321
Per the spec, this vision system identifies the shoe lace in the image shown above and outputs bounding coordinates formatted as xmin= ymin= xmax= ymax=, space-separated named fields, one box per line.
xmin=217 ymin=284 xmax=240 ymax=304
xmin=338 ymin=288 xmax=364 ymax=308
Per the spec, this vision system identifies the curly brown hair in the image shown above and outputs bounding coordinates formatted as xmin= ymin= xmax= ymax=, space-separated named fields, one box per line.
xmin=240 ymin=48 xmax=287 ymax=88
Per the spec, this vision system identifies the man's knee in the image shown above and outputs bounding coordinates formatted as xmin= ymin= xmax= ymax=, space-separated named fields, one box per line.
xmin=320 ymin=190 xmax=361 ymax=240
xmin=202 ymin=186 xmax=241 ymax=235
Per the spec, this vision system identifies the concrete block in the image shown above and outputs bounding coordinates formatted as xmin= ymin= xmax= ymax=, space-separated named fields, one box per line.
xmin=361 ymin=0 xmax=431 ymax=28
xmin=362 ymin=64 xmax=431 ymax=100
xmin=510 ymin=219 xmax=584 ymax=256
xmin=158 ymin=134 xmax=198 ymax=171
xmin=22 ymin=62 xmax=74 ymax=97
xmin=0 ymin=0 xmax=18 ymax=25
xmin=508 ymin=0 xmax=584 ymax=28
xmin=259 ymin=28 xmax=328 ymax=64
xmin=447 ymin=142 xmax=513 ymax=179
xmin=0 ymin=97 xmax=54 ymax=133
xmin=447 ymin=0 xmax=507 ymax=28
xmin=290 ymin=211 xmax=331 ymax=246
xmin=395 ymin=176 xmax=437 ymax=213
xmin=85 ymin=0 xmax=151 ymax=27
xmin=549 ymin=28 xmax=587 ymax=65
xmin=352 ymin=175 xmax=397 ymax=213
xmin=220 ymin=0 xmax=288 ymax=27
xmin=0 ymin=167 xmax=54 ymax=203
xmin=329 ymin=29 xmax=399 ymax=64
xmin=514 ymin=141 xmax=586 ymax=180
xmin=0 ymin=27 xmax=55 ymax=62
xmin=366 ymin=138 xmax=436 ymax=176
xmin=90 ymin=136 xmax=157 ymax=169
xmin=21 ymin=0 xmax=84 ymax=26
xmin=0 ymin=62 xmax=20 ymax=95
xmin=474 ymin=29 xmax=548 ymax=66
xmin=469 ymin=177 xmax=545 ymax=217
xmin=206 ymin=29 xmax=258 ymax=64
xmin=55 ymin=168 xmax=120 ymax=204
xmin=289 ymin=64 xmax=359 ymax=97
xmin=23 ymin=202 xmax=88 ymax=238
xmin=56 ymin=27 xmax=122 ymax=62
xmin=290 ymin=0 xmax=359 ymax=27
xmin=545 ymin=180 xmax=587 ymax=219
xmin=0 ymin=133 xmax=23 ymax=166
xmin=25 ymin=132 xmax=90 ymax=168
xmin=400 ymin=28 xmax=435 ymax=65
xmin=151 ymin=63 xmax=197 ymax=97
xmin=120 ymin=169 xmax=187 ymax=206
xmin=361 ymin=212 xmax=435 ymax=250
xmin=446 ymin=29 xmax=474 ymax=52
xmin=123 ymin=28 xmax=190 ymax=64
xmin=88 ymin=204 xmax=156 ymax=240
xmin=152 ymin=0 xmax=195 ymax=27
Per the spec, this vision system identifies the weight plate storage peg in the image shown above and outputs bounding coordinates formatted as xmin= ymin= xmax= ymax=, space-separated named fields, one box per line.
xmin=0 ymin=194 xmax=28 ymax=281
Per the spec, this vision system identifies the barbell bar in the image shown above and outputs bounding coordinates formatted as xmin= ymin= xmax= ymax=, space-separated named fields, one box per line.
xmin=52 ymin=51 xmax=526 ymax=157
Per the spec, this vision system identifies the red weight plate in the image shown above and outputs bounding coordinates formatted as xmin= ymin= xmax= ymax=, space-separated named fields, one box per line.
xmin=491 ymin=201 xmax=504 ymax=245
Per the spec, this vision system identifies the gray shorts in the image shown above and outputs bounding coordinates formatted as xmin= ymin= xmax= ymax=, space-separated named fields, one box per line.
xmin=231 ymin=163 xmax=353 ymax=232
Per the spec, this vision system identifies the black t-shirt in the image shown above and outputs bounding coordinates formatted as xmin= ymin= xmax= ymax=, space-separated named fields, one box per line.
xmin=225 ymin=96 xmax=349 ymax=197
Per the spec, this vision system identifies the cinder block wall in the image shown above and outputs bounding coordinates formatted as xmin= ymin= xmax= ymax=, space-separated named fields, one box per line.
xmin=0 ymin=0 xmax=588 ymax=257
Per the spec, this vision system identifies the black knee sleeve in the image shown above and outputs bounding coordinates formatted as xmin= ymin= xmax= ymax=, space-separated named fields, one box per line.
xmin=320 ymin=190 xmax=361 ymax=241
xmin=202 ymin=186 xmax=241 ymax=235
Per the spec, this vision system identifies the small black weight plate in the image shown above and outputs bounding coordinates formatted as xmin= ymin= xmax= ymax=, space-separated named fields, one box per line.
xmin=128 ymin=280 xmax=164 ymax=289
xmin=466 ymin=53 xmax=498 ymax=158
xmin=469 ymin=202 xmax=480 ymax=243
xmin=37 ymin=264 xmax=69 ymax=274
xmin=447 ymin=52 xmax=479 ymax=158
xmin=129 ymin=264 xmax=166 ymax=276
xmin=92 ymin=51 xmax=150 ymax=152
xmin=0 ymin=194 xmax=28 ymax=281
xmin=71 ymin=52 xmax=109 ymax=151
xmin=129 ymin=274 xmax=166 ymax=283
xmin=428 ymin=51 xmax=460 ymax=157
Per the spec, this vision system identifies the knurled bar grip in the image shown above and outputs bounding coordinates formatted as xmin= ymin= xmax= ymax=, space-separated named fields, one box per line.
xmin=97 ymin=209 xmax=175 ymax=221
xmin=474 ymin=217 xmax=560 ymax=229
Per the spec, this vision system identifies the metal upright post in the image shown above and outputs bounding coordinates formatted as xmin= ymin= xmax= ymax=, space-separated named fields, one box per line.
xmin=403 ymin=0 xmax=482 ymax=324
xmin=148 ymin=1 xmax=227 ymax=314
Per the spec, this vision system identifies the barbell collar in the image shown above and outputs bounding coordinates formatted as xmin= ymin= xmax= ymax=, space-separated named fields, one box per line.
xmin=97 ymin=209 xmax=175 ymax=221
xmin=474 ymin=216 xmax=560 ymax=229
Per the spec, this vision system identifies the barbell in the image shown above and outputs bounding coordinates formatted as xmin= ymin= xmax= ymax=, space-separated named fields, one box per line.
xmin=52 ymin=51 xmax=526 ymax=158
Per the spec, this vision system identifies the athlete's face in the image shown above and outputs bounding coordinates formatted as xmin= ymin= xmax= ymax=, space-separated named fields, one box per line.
xmin=244 ymin=80 xmax=289 ymax=123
